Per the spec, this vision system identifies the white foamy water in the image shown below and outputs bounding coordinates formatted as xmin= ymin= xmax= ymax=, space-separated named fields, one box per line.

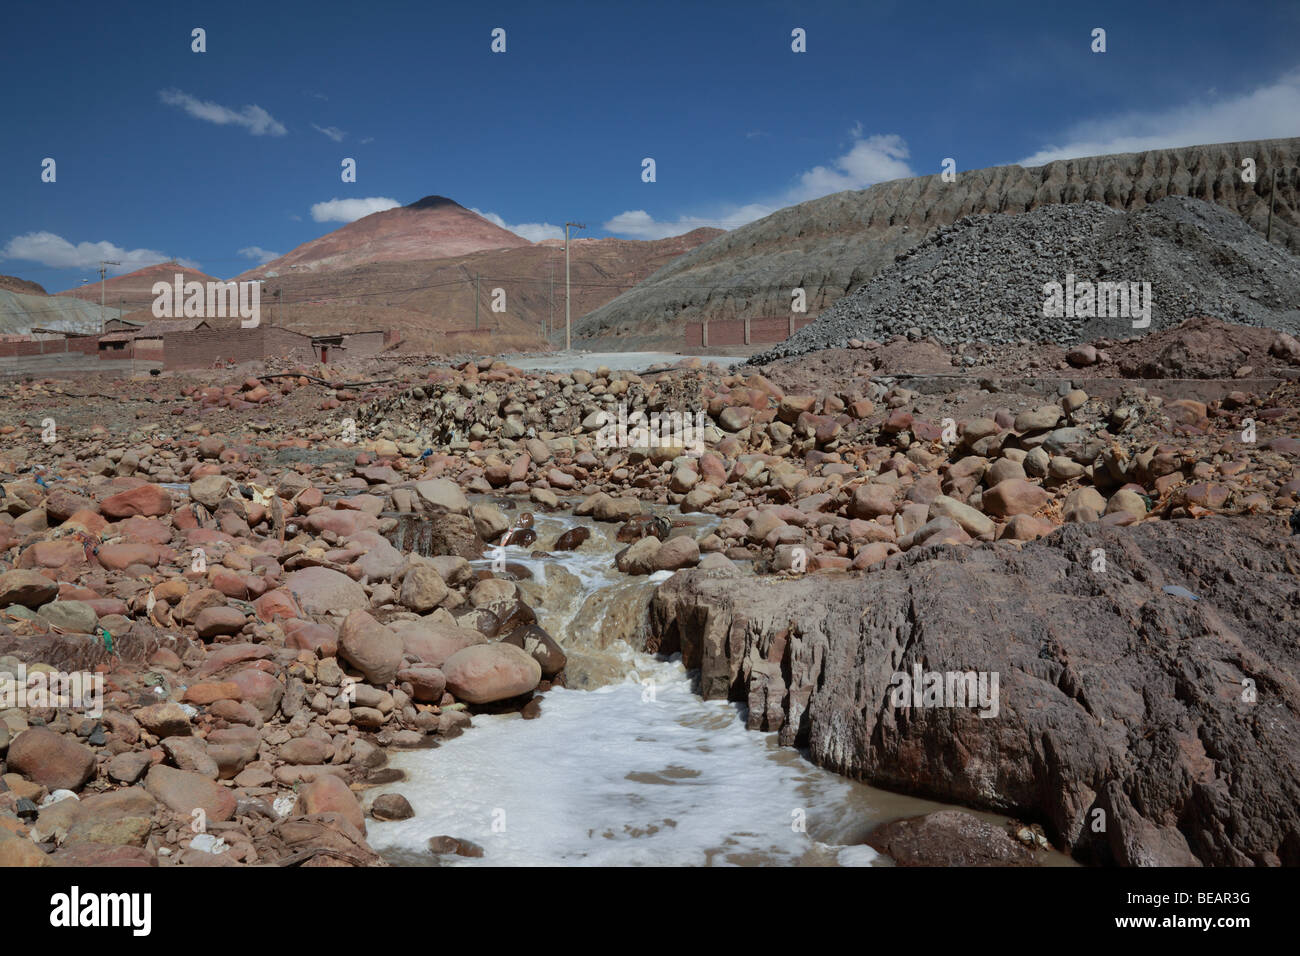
xmin=368 ymin=652 xmax=884 ymax=866
xmin=367 ymin=509 xmax=934 ymax=866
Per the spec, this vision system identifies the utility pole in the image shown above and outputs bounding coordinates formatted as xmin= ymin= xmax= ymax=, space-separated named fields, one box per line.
xmin=564 ymin=221 xmax=585 ymax=351
xmin=1267 ymin=167 xmax=1278 ymax=244
xmin=98 ymin=260 xmax=120 ymax=333
xmin=548 ymin=255 xmax=554 ymax=340
xmin=474 ymin=273 xmax=481 ymax=331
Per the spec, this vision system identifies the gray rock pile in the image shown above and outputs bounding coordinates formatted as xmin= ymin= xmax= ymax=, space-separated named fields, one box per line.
xmin=577 ymin=138 xmax=1300 ymax=346
xmin=753 ymin=197 xmax=1300 ymax=361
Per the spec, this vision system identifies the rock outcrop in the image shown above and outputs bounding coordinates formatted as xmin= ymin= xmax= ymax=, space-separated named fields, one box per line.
xmin=648 ymin=516 xmax=1300 ymax=866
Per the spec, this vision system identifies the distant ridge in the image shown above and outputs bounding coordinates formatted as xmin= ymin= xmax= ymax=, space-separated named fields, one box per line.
xmin=0 ymin=275 xmax=47 ymax=296
xmin=235 ymin=195 xmax=531 ymax=279
xmin=1 ymin=273 xmax=120 ymax=336
xmin=575 ymin=137 xmax=1300 ymax=345
xmin=56 ymin=262 xmax=224 ymax=311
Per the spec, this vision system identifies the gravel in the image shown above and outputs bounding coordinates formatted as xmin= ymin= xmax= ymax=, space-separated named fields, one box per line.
xmin=750 ymin=197 xmax=1300 ymax=362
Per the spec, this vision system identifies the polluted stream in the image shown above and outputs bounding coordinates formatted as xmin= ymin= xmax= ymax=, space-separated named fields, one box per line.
xmin=368 ymin=507 xmax=1069 ymax=867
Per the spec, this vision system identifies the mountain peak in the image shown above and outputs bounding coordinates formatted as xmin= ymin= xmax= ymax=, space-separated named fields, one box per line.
xmin=405 ymin=195 xmax=461 ymax=211
xmin=234 ymin=194 xmax=530 ymax=280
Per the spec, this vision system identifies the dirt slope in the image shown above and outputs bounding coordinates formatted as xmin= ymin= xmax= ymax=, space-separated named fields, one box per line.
xmin=577 ymin=137 xmax=1300 ymax=347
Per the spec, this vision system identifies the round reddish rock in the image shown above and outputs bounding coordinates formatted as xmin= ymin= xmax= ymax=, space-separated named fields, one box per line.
xmin=370 ymin=793 xmax=414 ymax=821
xmin=114 ymin=516 xmax=172 ymax=544
xmin=338 ymin=610 xmax=404 ymax=685
xmin=227 ymin=668 xmax=285 ymax=719
xmin=284 ymin=620 xmax=338 ymax=657
xmin=442 ymin=642 xmax=542 ymax=704
xmin=653 ymin=535 xmax=701 ymax=571
xmin=145 ymin=765 xmax=236 ymax=822
xmin=389 ymin=619 xmax=485 ymax=667
xmin=100 ymin=484 xmax=172 ymax=519
xmin=197 ymin=436 xmax=226 ymax=459
xmin=182 ymin=681 xmax=243 ymax=705
xmin=0 ymin=569 xmax=59 ymax=608
xmin=97 ymin=542 xmax=162 ymax=571
xmin=283 ymin=566 xmax=368 ymax=616
xmin=194 ymin=605 xmax=247 ymax=639
xmin=294 ymin=774 xmax=366 ymax=834
xmin=303 ymin=509 xmax=376 ymax=536
xmin=981 ymin=479 xmax=1052 ymax=517
xmin=254 ymin=588 xmax=302 ymax=622
xmin=44 ymin=489 xmax=97 ymax=524
xmin=7 ymin=727 xmax=97 ymax=791
xmin=398 ymin=565 xmax=448 ymax=612
xmin=278 ymin=737 xmax=332 ymax=765
xmin=397 ymin=665 xmax=447 ymax=702
xmin=18 ymin=539 xmax=84 ymax=569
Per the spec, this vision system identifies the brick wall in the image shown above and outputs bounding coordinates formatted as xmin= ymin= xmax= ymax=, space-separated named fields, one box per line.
xmin=0 ymin=337 xmax=99 ymax=357
xmin=684 ymin=316 xmax=815 ymax=347
xmin=340 ymin=331 xmax=386 ymax=356
xmin=165 ymin=328 xmax=256 ymax=369
xmin=163 ymin=327 xmax=315 ymax=369
xmin=264 ymin=328 xmax=315 ymax=364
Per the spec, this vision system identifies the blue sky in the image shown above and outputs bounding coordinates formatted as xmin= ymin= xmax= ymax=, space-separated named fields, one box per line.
xmin=2 ymin=0 xmax=1298 ymax=290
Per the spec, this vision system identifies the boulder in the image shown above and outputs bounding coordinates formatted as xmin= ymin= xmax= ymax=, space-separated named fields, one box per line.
xmin=398 ymin=565 xmax=449 ymax=613
xmin=100 ymin=484 xmax=172 ymax=519
xmin=284 ymin=567 xmax=369 ymax=616
xmin=592 ymin=495 xmax=642 ymax=522
xmin=652 ymin=535 xmax=701 ymax=571
xmin=982 ymin=479 xmax=1051 ymax=517
xmin=7 ymin=727 xmax=96 ymax=791
xmin=36 ymin=600 xmax=99 ymax=634
xmin=388 ymin=619 xmax=486 ymax=667
xmin=648 ymin=517 xmax=1299 ymax=866
xmin=145 ymin=765 xmax=236 ymax=822
xmin=1014 ymin=405 xmax=1062 ymax=433
xmin=189 ymin=475 xmax=235 ymax=510
xmin=413 ymin=479 xmax=470 ymax=515
xmin=442 ymin=643 xmax=542 ymax=704
xmin=470 ymin=502 xmax=510 ymax=542
xmin=294 ymin=774 xmax=366 ymax=835
xmin=0 ymin=570 xmax=59 ymax=608
xmin=194 ymin=606 xmax=247 ymax=639
xmin=929 ymin=495 xmax=995 ymax=537
xmin=866 ymin=810 xmax=1038 ymax=866
xmin=338 ymin=610 xmax=404 ymax=685
xmin=501 ymin=624 xmax=567 ymax=678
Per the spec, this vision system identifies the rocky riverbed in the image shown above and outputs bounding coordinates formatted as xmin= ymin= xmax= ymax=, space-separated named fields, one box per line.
xmin=1 ymin=316 xmax=1297 ymax=866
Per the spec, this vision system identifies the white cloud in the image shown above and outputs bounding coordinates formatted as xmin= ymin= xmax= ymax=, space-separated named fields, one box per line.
xmin=359 ymin=136 xmax=374 ymax=145
xmin=310 ymin=197 xmax=400 ymax=223
xmin=602 ymin=126 xmax=915 ymax=239
xmin=787 ymin=132 xmax=914 ymax=202
xmin=158 ymin=88 xmax=287 ymax=136
xmin=1018 ymin=68 xmax=1300 ymax=166
xmin=602 ymin=205 xmax=776 ymax=240
xmin=1 ymin=232 xmax=199 ymax=274
xmin=470 ymin=208 xmax=563 ymax=242
xmin=238 ymin=246 xmax=280 ymax=264
xmin=311 ymin=124 xmax=346 ymax=142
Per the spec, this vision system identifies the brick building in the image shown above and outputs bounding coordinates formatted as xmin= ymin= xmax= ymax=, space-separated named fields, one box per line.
xmin=309 ymin=329 xmax=398 ymax=363
xmin=163 ymin=325 xmax=316 ymax=369
xmin=2 ymin=322 xmax=397 ymax=376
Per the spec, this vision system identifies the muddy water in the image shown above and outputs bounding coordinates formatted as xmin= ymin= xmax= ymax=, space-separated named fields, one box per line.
xmin=368 ymin=509 xmax=1072 ymax=866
